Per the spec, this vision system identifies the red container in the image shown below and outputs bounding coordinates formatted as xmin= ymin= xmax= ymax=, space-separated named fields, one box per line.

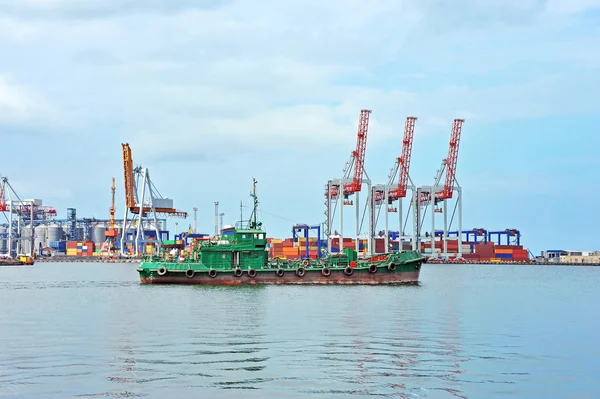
xmin=495 ymin=245 xmax=523 ymax=250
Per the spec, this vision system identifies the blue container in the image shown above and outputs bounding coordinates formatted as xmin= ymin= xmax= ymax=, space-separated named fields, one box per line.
xmin=49 ymin=241 xmax=67 ymax=251
xmin=496 ymin=253 xmax=513 ymax=259
xmin=331 ymin=247 xmax=339 ymax=253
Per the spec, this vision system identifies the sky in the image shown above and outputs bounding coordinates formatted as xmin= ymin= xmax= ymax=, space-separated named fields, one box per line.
xmin=0 ymin=0 xmax=599 ymax=255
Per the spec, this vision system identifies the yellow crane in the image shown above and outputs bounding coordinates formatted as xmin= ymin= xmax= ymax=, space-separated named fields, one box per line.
xmin=105 ymin=177 xmax=118 ymax=250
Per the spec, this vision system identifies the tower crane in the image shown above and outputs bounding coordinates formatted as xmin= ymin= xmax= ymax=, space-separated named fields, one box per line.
xmin=100 ymin=178 xmax=119 ymax=256
xmin=324 ymin=109 xmax=373 ymax=254
xmin=370 ymin=116 xmax=418 ymax=253
xmin=415 ymin=118 xmax=465 ymax=259
xmin=120 ymin=143 xmax=188 ymax=257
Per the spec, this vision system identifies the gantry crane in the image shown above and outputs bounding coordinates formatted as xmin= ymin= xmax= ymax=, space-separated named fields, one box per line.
xmin=0 ymin=175 xmax=56 ymax=257
xmin=0 ymin=176 xmax=29 ymax=257
xmin=370 ymin=116 xmax=418 ymax=253
xmin=324 ymin=109 xmax=373 ymax=254
xmin=414 ymin=118 xmax=465 ymax=259
xmin=120 ymin=143 xmax=187 ymax=257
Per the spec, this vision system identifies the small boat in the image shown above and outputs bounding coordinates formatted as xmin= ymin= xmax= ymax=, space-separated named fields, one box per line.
xmin=137 ymin=180 xmax=426 ymax=285
xmin=0 ymin=255 xmax=35 ymax=266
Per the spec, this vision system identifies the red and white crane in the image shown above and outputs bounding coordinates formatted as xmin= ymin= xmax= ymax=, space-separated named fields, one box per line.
xmin=325 ymin=109 xmax=373 ymax=254
xmin=370 ymin=116 xmax=418 ymax=253
xmin=343 ymin=109 xmax=371 ymax=196
xmin=415 ymin=118 xmax=465 ymax=259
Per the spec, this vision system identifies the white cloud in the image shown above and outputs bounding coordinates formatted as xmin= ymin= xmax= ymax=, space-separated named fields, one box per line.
xmin=0 ymin=76 xmax=32 ymax=115
xmin=0 ymin=0 xmax=229 ymax=18
xmin=0 ymin=17 xmax=39 ymax=41
xmin=0 ymin=0 xmax=598 ymax=155
xmin=0 ymin=75 xmax=64 ymax=129
xmin=545 ymin=0 xmax=600 ymax=14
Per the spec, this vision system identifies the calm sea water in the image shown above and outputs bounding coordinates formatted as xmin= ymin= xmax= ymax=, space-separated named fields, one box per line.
xmin=0 ymin=262 xmax=598 ymax=399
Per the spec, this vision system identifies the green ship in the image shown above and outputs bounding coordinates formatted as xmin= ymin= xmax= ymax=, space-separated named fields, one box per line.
xmin=137 ymin=180 xmax=426 ymax=285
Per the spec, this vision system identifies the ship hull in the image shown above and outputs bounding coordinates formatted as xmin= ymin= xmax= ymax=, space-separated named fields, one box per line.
xmin=139 ymin=266 xmax=421 ymax=286
xmin=0 ymin=259 xmax=34 ymax=266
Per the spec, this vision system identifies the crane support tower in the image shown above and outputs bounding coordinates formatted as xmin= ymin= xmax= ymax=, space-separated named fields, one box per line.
xmin=370 ymin=116 xmax=418 ymax=254
xmin=120 ymin=143 xmax=188 ymax=257
xmin=324 ymin=109 xmax=374 ymax=255
xmin=414 ymin=119 xmax=465 ymax=260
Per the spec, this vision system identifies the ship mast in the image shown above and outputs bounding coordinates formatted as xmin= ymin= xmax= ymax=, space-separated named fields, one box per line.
xmin=248 ymin=178 xmax=261 ymax=230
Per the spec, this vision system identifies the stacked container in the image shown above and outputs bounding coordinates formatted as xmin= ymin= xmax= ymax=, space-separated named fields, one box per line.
xmin=474 ymin=242 xmax=495 ymax=260
xmin=493 ymin=245 xmax=529 ymax=261
xmin=357 ymin=239 xmax=369 ymax=253
xmin=65 ymin=241 xmax=95 ymax=256
xmin=296 ymin=237 xmax=321 ymax=259
xmin=268 ymin=238 xmax=300 ymax=259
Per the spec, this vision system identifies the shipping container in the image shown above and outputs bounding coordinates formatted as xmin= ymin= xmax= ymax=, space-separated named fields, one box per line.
xmin=495 ymin=245 xmax=523 ymax=250
xmin=50 ymin=241 xmax=67 ymax=251
xmin=494 ymin=248 xmax=514 ymax=254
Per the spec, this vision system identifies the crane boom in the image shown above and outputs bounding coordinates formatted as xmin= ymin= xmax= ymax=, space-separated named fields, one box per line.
xmin=343 ymin=109 xmax=371 ymax=195
xmin=110 ymin=177 xmax=116 ymax=231
xmin=122 ymin=143 xmax=135 ymax=209
xmin=0 ymin=183 xmax=5 ymax=212
xmin=389 ymin=116 xmax=417 ymax=200
xmin=418 ymin=118 xmax=465 ymax=205
xmin=437 ymin=118 xmax=464 ymax=200
xmin=120 ymin=143 xmax=188 ymax=218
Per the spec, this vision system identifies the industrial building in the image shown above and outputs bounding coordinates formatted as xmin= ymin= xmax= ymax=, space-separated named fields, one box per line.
xmin=540 ymin=250 xmax=600 ymax=265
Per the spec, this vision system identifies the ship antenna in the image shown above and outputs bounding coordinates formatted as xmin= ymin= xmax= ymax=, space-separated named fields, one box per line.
xmin=249 ymin=177 xmax=261 ymax=229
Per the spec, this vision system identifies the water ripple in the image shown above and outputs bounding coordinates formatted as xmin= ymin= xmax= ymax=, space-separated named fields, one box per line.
xmin=1 ymin=262 xmax=598 ymax=398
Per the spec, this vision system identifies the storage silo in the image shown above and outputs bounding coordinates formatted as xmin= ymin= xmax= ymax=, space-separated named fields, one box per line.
xmin=46 ymin=225 xmax=64 ymax=245
xmin=92 ymin=225 xmax=106 ymax=244
xmin=20 ymin=225 xmax=32 ymax=254
xmin=0 ymin=226 xmax=7 ymax=254
xmin=34 ymin=225 xmax=47 ymax=250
